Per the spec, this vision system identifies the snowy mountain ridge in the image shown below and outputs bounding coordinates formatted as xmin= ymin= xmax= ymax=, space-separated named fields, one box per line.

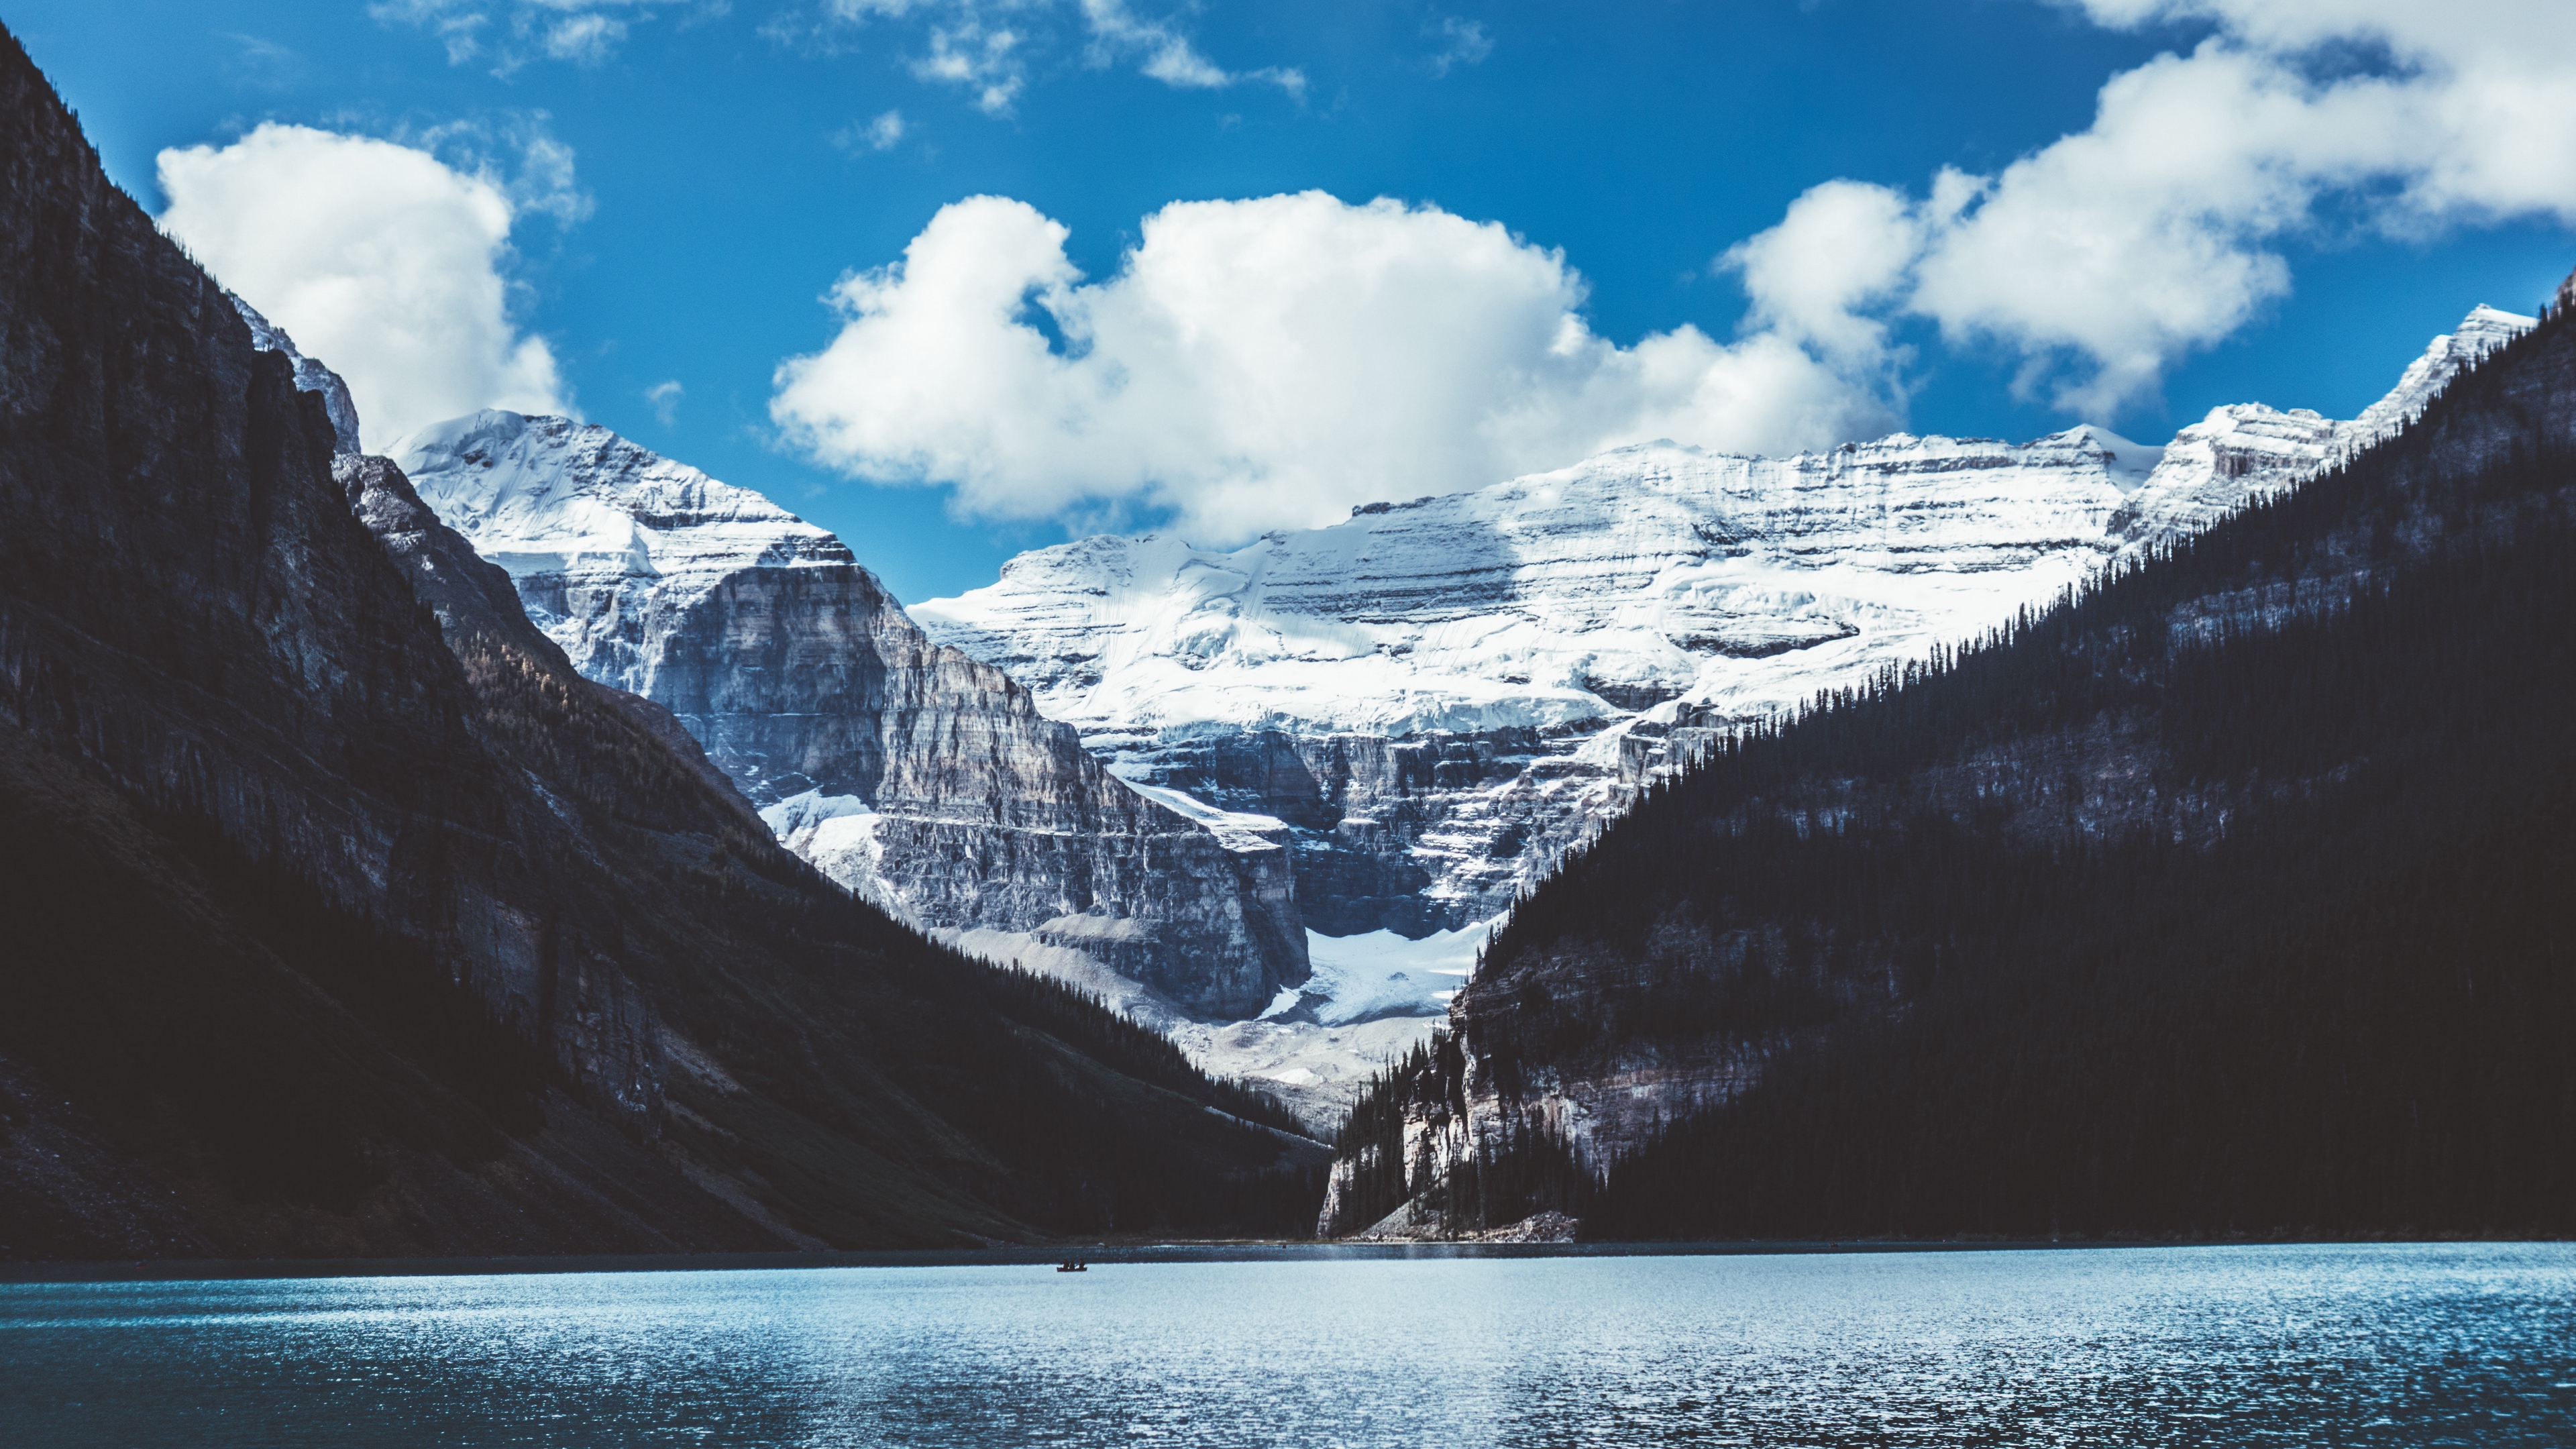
xmin=231 ymin=293 xmax=363 ymax=455
xmin=916 ymin=422 xmax=2178 ymax=746
xmin=913 ymin=305 xmax=2532 ymax=943
xmin=391 ymin=411 xmax=855 ymax=700
xmin=388 ymin=411 xmax=1312 ymax=1019
xmin=2339 ymin=305 xmax=2533 ymax=462
xmin=245 ymin=292 xmax=2526 ymax=1124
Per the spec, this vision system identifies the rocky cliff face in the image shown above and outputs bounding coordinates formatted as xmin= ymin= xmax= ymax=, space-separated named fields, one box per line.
xmin=0 ymin=44 xmax=670 ymax=1132
xmin=914 ymin=314 xmax=2528 ymax=949
xmin=388 ymin=411 xmax=1305 ymax=1018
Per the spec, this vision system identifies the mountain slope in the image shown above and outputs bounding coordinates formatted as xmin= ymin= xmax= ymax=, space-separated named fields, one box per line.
xmin=0 ymin=24 xmax=1318 ymax=1260
xmin=1320 ymin=283 xmax=2576 ymax=1240
xmin=390 ymin=411 xmax=1305 ymax=1019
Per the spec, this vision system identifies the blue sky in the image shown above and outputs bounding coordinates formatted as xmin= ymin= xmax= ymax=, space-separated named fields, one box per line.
xmin=11 ymin=0 xmax=2574 ymax=601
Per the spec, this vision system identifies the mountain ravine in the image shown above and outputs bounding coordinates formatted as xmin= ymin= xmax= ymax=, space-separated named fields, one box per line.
xmin=388 ymin=411 xmax=1307 ymax=1020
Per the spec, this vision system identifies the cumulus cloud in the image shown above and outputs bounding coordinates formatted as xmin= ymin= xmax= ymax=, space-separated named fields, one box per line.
xmin=1722 ymin=179 xmax=1922 ymax=371
xmin=770 ymin=193 xmax=1892 ymax=541
xmin=1746 ymin=0 xmax=2576 ymax=415
xmin=157 ymin=124 xmax=570 ymax=450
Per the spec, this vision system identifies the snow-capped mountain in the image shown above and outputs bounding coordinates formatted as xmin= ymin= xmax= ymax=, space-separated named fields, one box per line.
xmin=386 ymin=411 xmax=1307 ymax=1018
xmin=239 ymin=274 xmax=2526 ymax=1123
xmin=915 ymin=306 xmax=2530 ymax=945
xmin=2339 ymin=305 xmax=2533 ymax=461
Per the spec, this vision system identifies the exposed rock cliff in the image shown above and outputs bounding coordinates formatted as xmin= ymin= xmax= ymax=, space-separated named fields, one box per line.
xmin=388 ymin=411 xmax=1307 ymax=1018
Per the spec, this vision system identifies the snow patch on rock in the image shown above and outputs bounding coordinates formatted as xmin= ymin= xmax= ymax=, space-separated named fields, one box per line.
xmin=1272 ymin=920 xmax=1489 ymax=1026
xmin=761 ymin=790 xmax=902 ymax=916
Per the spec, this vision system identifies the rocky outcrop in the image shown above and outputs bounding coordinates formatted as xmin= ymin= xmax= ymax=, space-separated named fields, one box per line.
xmin=390 ymin=412 xmax=1306 ymax=1017
xmin=0 ymin=39 xmax=668 ymax=1132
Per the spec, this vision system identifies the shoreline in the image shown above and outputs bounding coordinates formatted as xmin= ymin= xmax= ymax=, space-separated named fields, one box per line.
xmin=7 ymin=1236 xmax=2554 ymax=1285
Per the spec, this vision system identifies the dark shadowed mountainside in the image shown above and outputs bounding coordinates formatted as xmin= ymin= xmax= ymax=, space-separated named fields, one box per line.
xmin=0 ymin=25 xmax=1322 ymax=1261
xmin=1326 ymin=282 xmax=2576 ymax=1243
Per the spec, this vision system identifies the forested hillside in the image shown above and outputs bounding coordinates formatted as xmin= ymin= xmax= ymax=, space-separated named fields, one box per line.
xmin=1330 ymin=286 xmax=2576 ymax=1242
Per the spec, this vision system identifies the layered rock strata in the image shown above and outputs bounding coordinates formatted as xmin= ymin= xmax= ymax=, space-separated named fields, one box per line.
xmin=390 ymin=412 xmax=1306 ymax=1017
xmin=914 ymin=311 xmax=2531 ymax=944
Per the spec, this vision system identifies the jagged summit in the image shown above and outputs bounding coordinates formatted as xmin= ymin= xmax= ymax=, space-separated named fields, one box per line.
xmin=2340 ymin=305 xmax=2536 ymax=459
xmin=392 ymin=411 xmax=852 ymax=696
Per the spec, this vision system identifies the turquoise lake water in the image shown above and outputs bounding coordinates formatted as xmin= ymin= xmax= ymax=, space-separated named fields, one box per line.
xmin=4 ymin=1243 xmax=2573 ymax=1446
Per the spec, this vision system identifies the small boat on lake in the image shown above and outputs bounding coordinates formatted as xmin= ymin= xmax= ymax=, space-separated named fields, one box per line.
xmin=1056 ymin=1259 xmax=1087 ymax=1273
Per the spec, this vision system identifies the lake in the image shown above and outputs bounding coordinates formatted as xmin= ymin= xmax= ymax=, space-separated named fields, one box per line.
xmin=4 ymin=1243 xmax=2572 ymax=1446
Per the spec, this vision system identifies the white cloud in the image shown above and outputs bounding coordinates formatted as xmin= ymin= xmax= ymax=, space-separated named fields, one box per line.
xmin=646 ymin=379 xmax=684 ymax=423
xmin=1721 ymin=179 xmax=1921 ymax=371
xmin=1079 ymin=0 xmax=1226 ymax=87
xmin=542 ymin=11 xmax=629 ymax=62
xmin=770 ymin=193 xmax=1892 ymax=541
xmin=1077 ymin=0 xmax=1303 ymax=95
xmin=1426 ymin=17 xmax=1493 ymax=77
xmin=374 ymin=0 xmax=668 ymax=71
xmin=157 ymin=124 xmax=571 ymax=451
xmin=775 ymin=0 xmax=1303 ymax=107
xmin=1748 ymin=0 xmax=2576 ymax=416
xmin=370 ymin=0 xmax=490 ymax=64
xmin=913 ymin=20 xmax=1025 ymax=114
xmin=837 ymin=109 xmax=911 ymax=152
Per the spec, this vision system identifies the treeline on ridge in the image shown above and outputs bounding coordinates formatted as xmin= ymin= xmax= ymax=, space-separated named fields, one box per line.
xmin=1336 ymin=295 xmax=2576 ymax=1242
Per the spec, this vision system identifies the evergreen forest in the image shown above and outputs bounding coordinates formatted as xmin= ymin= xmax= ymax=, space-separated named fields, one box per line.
xmin=1334 ymin=296 xmax=2576 ymax=1242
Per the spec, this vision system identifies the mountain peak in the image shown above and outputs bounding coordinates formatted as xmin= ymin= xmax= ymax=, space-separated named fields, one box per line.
xmin=2341 ymin=303 xmax=2536 ymax=458
xmin=395 ymin=411 xmax=1313 ymax=1018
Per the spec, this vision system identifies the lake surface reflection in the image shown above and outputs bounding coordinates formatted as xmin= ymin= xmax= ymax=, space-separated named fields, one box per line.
xmin=5 ymin=1243 xmax=2573 ymax=1446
